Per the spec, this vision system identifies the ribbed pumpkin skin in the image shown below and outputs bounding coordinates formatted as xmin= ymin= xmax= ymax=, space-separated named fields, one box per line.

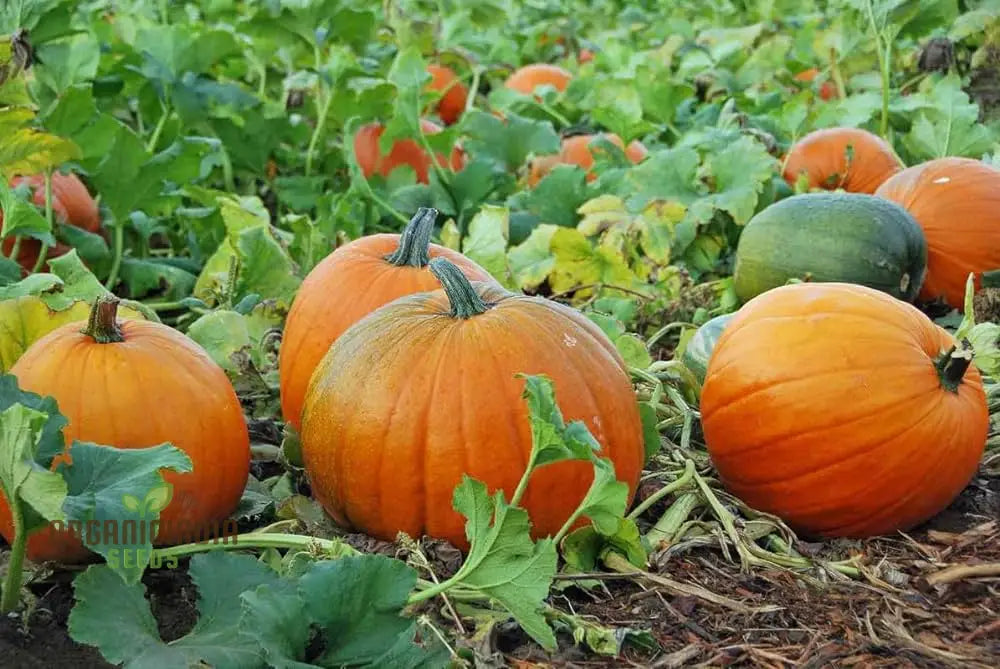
xmin=278 ymin=236 xmax=497 ymax=430
xmin=0 ymin=317 xmax=250 ymax=562
xmin=701 ymin=282 xmax=988 ymax=538
xmin=300 ymin=284 xmax=645 ymax=549
xmin=874 ymin=157 xmax=1000 ymax=309
xmin=782 ymin=127 xmax=902 ymax=194
xmin=528 ymin=134 xmax=648 ymax=186
xmin=1 ymin=172 xmax=101 ymax=271
xmin=504 ymin=63 xmax=572 ymax=95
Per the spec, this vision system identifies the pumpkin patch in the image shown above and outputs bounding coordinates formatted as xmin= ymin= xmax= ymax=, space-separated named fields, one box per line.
xmin=0 ymin=2 xmax=998 ymax=664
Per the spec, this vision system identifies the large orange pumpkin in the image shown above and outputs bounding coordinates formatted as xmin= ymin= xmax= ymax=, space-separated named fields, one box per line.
xmin=300 ymin=258 xmax=645 ymax=549
xmin=426 ymin=64 xmax=468 ymax=126
xmin=353 ymin=119 xmax=465 ymax=184
xmin=279 ymin=208 xmax=499 ymax=431
xmin=504 ymin=63 xmax=572 ymax=96
xmin=1 ymin=171 xmax=100 ymax=272
xmin=528 ymin=133 xmax=648 ymax=185
xmin=0 ymin=296 xmax=251 ymax=562
xmin=782 ymin=127 xmax=902 ymax=194
xmin=874 ymin=157 xmax=1000 ymax=310
xmin=700 ymin=282 xmax=988 ymax=538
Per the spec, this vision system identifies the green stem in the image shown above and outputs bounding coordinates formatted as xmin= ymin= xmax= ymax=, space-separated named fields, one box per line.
xmin=645 ymin=491 xmax=702 ymax=546
xmin=553 ymin=503 xmax=586 ymax=545
xmin=146 ymin=103 xmax=171 ymax=153
xmin=384 ymin=207 xmax=437 ymax=267
xmin=151 ymin=532 xmax=359 ymax=562
xmin=464 ymin=68 xmax=482 ymax=114
xmin=8 ymin=235 xmax=21 ymax=261
xmin=428 ymin=257 xmax=491 ymax=319
xmin=81 ymin=296 xmax=125 ymax=343
xmin=104 ymin=222 xmax=124 ymax=290
xmin=508 ymin=448 xmax=538 ymax=509
xmin=305 ymin=90 xmax=334 ymax=177
xmin=936 ymin=343 xmax=973 ymax=394
xmin=627 ymin=459 xmax=696 ymax=520
xmin=0 ymin=498 xmax=27 ymax=613
xmin=864 ymin=1 xmax=890 ymax=139
xmin=829 ymin=49 xmax=847 ymax=100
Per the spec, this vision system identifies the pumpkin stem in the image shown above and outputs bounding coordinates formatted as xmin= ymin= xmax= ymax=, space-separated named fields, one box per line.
xmin=935 ymin=342 xmax=973 ymax=393
xmin=428 ymin=257 xmax=491 ymax=319
xmin=81 ymin=295 xmax=125 ymax=344
xmin=385 ymin=207 xmax=438 ymax=267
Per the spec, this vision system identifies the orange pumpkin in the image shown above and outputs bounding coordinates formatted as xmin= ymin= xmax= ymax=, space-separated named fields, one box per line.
xmin=793 ymin=68 xmax=836 ymax=101
xmin=0 ymin=296 xmax=250 ymax=562
xmin=426 ymin=64 xmax=468 ymax=125
xmin=300 ymin=258 xmax=645 ymax=549
xmin=782 ymin=127 xmax=902 ymax=194
xmin=353 ymin=119 xmax=465 ymax=184
xmin=1 ymin=171 xmax=101 ymax=272
xmin=874 ymin=157 xmax=1000 ymax=310
xmin=504 ymin=63 xmax=572 ymax=96
xmin=528 ymin=133 xmax=648 ymax=185
xmin=701 ymin=282 xmax=988 ymax=538
xmin=279 ymin=208 xmax=499 ymax=431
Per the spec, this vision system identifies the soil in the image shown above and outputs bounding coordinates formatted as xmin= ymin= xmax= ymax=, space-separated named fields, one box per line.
xmin=0 ymin=458 xmax=996 ymax=668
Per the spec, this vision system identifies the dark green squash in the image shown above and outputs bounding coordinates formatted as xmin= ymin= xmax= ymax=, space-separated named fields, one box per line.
xmin=732 ymin=192 xmax=928 ymax=303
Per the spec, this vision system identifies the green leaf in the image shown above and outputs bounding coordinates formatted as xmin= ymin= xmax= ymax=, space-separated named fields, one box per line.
xmin=186 ymin=301 xmax=283 ymax=374
xmin=460 ymin=110 xmax=560 ymax=172
xmin=0 ymin=403 xmax=68 ymax=525
xmin=509 ymin=165 xmax=589 ymax=229
xmin=0 ymin=374 xmax=67 ymax=467
xmin=697 ymin=136 xmax=778 ymax=225
xmin=614 ymin=333 xmax=653 ymax=369
xmin=508 ymin=223 xmax=557 ymax=291
xmin=0 ymin=120 xmax=81 ymax=178
xmin=901 ymin=74 xmax=996 ymax=161
xmin=69 ymin=552 xmax=281 ymax=668
xmin=58 ymin=442 xmax=192 ymax=583
xmin=461 ymin=205 xmax=514 ymax=288
xmin=622 ymin=147 xmax=703 ymax=211
xmin=302 ymin=555 xmax=432 ymax=666
xmin=0 ymin=179 xmax=54 ymax=245
xmin=451 ymin=476 xmax=558 ymax=651
xmin=521 ymin=374 xmax=603 ymax=466
xmin=572 ymin=458 xmax=631 ymax=536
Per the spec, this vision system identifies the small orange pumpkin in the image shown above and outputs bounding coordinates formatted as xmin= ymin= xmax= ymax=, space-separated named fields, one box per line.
xmin=528 ymin=133 xmax=648 ymax=185
xmin=1 ymin=171 xmax=101 ymax=272
xmin=782 ymin=127 xmax=902 ymax=194
xmin=504 ymin=63 xmax=572 ymax=97
xmin=426 ymin=64 xmax=468 ymax=125
xmin=353 ymin=119 xmax=465 ymax=184
xmin=701 ymin=282 xmax=988 ymax=538
xmin=0 ymin=296 xmax=251 ymax=562
xmin=874 ymin=157 xmax=1000 ymax=309
xmin=279 ymin=208 xmax=499 ymax=431
xmin=300 ymin=258 xmax=645 ymax=549
xmin=793 ymin=68 xmax=836 ymax=101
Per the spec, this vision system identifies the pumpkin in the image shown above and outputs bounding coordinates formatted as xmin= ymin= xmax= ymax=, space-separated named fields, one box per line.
xmin=732 ymin=192 xmax=927 ymax=303
xmin=874 ymin=157 xmax=1000 ymax=310
xmin=504 ymin=63 xmax=572 ymax=96
xmin=782 ymin=127 xmax=903 ymax=194
xmin=353 ymin=119 xmax=465 ymax=184
xmin=279 ymin=208 xmax=499 ymax=431
xmin=528 ymin=133 xmax=648 ymax=185
xmin=793 ymin=68 xmax=836 ymax=101
xmin=426 ymin=64 xmax=468 ymax=125
xmin=0 ymin=296 xmax=250 ymax=562
xmin=700 ymin=282 xmax=988 ymax=538
xmin=1 ymin=171 xmax=101 ymax=272
xmin=300 ymin=258 xmax=645 ymax=549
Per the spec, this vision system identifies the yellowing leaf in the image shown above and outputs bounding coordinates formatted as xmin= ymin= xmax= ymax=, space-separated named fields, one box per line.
xmin=576 ymin=194 xmax=632 ymax=237
xmin=508 ymin=224 xmax=558 ymax=291
xmin=549 ymin=228 xmax=645 ymax=299
xmin=638 ymin=200 xmax=687 ymax=265
xmin=0 ymin=126 xmax=82 ymax=179
xmin=0 ymin=296 xmax=148 ymax=372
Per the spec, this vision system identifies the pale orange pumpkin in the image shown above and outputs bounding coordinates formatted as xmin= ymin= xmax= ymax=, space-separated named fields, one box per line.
xmin=353 ymin=119 xmax=465 ymax=183
xmin=875 ymin=157 xmax=1000 ymax=309
xmin=528 ymin=133 xmax=648 ymax=185
xmin=701 ymin=281 xmax=988 ymax=538
xmin=300 ymin=258 xmax=645 ymax=549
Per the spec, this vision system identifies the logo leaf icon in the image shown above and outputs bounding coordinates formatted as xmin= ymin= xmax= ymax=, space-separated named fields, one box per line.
xmin=122 ymin=494 xmax=141 ymax=513
xmin=143 ymin=483 xmax=173 ymax=514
